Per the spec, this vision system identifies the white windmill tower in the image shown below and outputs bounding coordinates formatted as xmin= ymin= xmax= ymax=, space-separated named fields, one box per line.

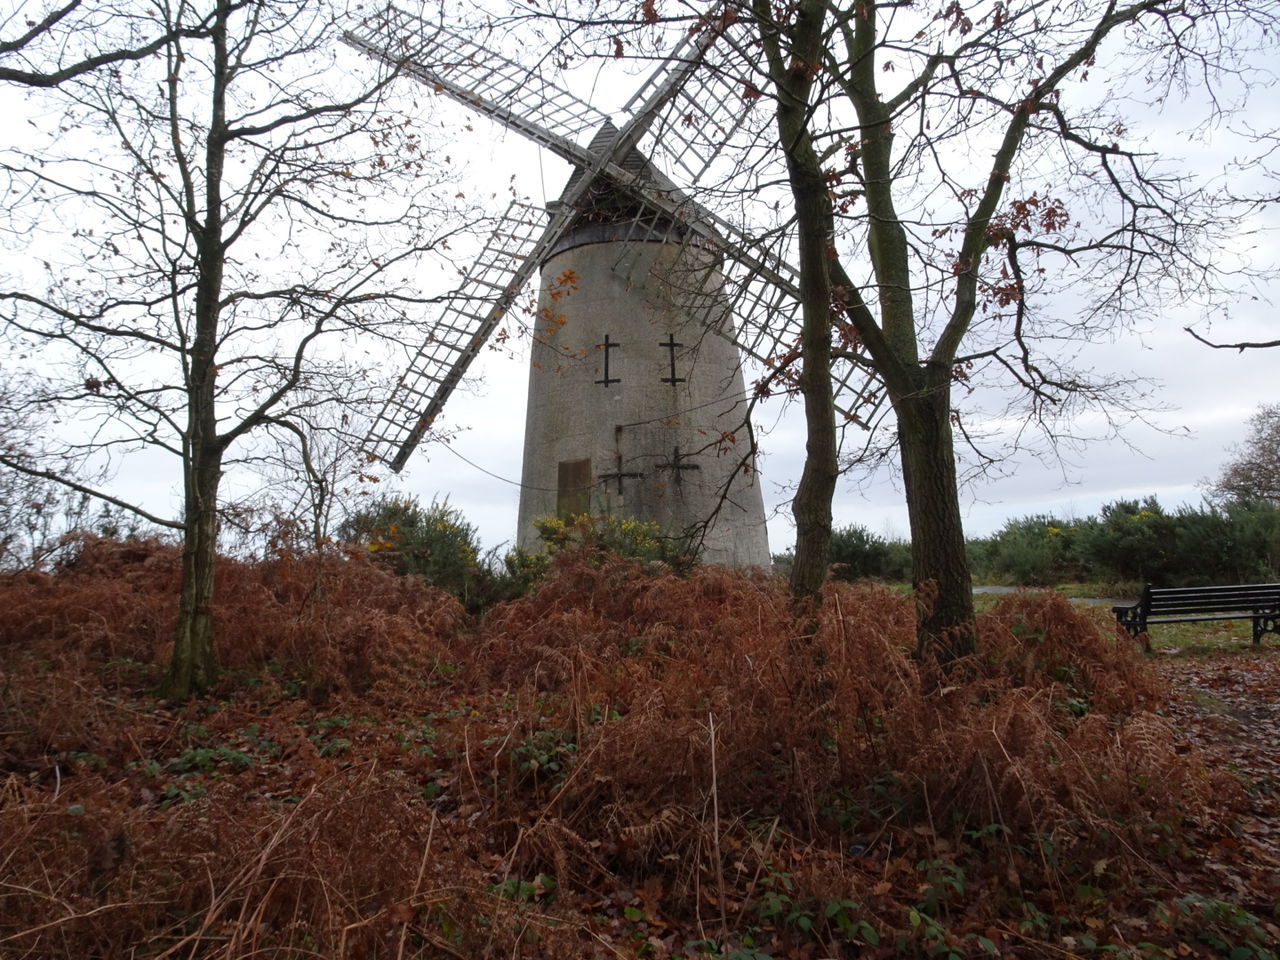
xmin=343 ymin=6 xmax=878 ymax=566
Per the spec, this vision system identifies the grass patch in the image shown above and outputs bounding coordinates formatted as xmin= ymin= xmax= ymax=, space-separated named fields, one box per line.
xmin=1054 ymin=580 xmax=1142 ymax=600
xmin=1140 ymin=619 xmax=1275 ymax=656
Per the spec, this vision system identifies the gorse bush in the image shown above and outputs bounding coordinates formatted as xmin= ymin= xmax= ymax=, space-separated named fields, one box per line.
xmin=1222 ymin=498 xmax=1280 ymax=579
xmin=775 ymin=523 xmax=913 ymax=582
xmin=518 ymin=513 xmax=699 ymax=572
xmin=968 ymin=496 xmax=1280 ymax=587
xmin=1074 ymin=496 xmax=1178 ymax=585
xmin=968 ymin=514 xmax=1086 ymax=586
xmin=1168 ymin=498 xmax=1280 ymax=584
xmin=338 ymin=494 xmax=480 ymax=598
xmin=828 ymin=522 xmax=912 ymax=582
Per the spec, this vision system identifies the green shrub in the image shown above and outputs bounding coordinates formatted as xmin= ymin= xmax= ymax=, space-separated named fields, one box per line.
xmin=508 ymin=514 xmax=699 ymax=585
xmin=338 ymin=495 xmax=480 ymax=598
xmin=827 ymin=523 xmax=889 ymax=581
xmin=828 ymin=523 xmax=912 ymax=581
xmin=1074 ymin=497 xmax=1176 ymax=584
xmin=1220 ymin=499 xmax=1280 ymax=582
xmin=1162 ymin=499 xmax=1280 ymax=585
xmin=976 ymin=514 xmax=1084 ymax=586
xmin=549 ymin=513 xmax=694 ymax=564
xmin=1169 ymin=503 xmax=1238 ymax=585
xmin=881 ymin=537 xmax=913 ymax=582
xmin=984 ymin=496 xmax=1280 ymax=588
xmin=773 ymin=525 xmax=911 ymax=583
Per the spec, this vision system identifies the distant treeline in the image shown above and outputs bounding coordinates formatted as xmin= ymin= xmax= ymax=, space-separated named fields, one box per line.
xmin=352 ymin=493 xmax=1280 ymax=594
xmin=13 ymin=491 xmax=1273 ymax=596
xmin=789 ymin=496 xmax=1280 ymax=588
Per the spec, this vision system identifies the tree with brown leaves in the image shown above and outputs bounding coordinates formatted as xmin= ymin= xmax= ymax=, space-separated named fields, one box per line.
xmin=745 ymin=0 xmax=1277 ymax=663
xmin=1 ymin=0 xmax=463 ymax=697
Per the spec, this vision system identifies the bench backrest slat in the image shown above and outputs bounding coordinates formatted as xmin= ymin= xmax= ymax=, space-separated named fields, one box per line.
xmin=1149 ymin=600 xmax=1277 ymax=615
xmin=1146 ymin=584 xmax=1280 ymax=616
xmin=1148 ymin=583 xmax=1280 ymax=597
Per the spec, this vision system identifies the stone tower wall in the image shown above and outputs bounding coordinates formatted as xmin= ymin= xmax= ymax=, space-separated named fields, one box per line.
xmin=516 ymin=235 xmax=771 ymax=567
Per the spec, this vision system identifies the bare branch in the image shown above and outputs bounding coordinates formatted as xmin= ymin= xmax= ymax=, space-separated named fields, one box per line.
xmin=0 ymin=454 xmax=181 ymax=530
xmin=1186 ymin=327 xmax=1280 ymax=351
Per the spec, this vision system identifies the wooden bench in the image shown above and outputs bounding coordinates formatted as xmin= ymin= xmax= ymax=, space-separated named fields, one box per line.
xmin=1113 ymin=583 xmax=1280 ymax=645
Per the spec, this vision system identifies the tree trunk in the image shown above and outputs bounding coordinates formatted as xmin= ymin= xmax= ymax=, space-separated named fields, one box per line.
xmin=788 ymin=216 xmax=838 ymax=600
xmin=895 ymin=368 xmax=976 ymax=664
xmin=756 ymin=0 xmax=840 ymax=602
xmin=790 ymin=423 xmax=837 ymax=598
xmin=160 ymin=445 xmax=221 ymax=697
xmin=158 ymin=0 xmax=229 ymax=700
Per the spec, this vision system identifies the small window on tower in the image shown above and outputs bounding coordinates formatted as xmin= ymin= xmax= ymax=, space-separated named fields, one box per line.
xmin=557 ymin=459 xmax=592 ymax=520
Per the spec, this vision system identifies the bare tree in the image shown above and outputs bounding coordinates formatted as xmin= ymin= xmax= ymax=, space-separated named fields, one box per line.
xmin=747 ymin=0 xmax=1277 ymax=662
xmin=0 ymin=372 xmax=95 ymax=569
xmin=1186 ymin=328 xmax=1280 ymax=351
xmin=1185 ymin=127 xmax=1278 ymax=351
xmin=220 ymin=411 xmax=376 ymax=560
xmin=1 ymin=0 xmax=209 ymax=87
xmin=1210 ymin=403 xmax=1280 ymax=504
xmin=1 ymin=0 xmax=463 ymax=696
xmin=533 ymin=0 xmax=1275 ymax=662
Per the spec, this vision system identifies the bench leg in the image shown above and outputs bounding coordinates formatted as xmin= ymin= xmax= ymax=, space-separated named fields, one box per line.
xmin=1117 ymin=619 xmax=1149 ymax=653
xmin=1256 ymin=614 xmax=1278 ymax=645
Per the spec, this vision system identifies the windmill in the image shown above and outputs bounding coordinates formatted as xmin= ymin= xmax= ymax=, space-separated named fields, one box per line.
xmin=343 ymin=5 xmax=878 ymax=566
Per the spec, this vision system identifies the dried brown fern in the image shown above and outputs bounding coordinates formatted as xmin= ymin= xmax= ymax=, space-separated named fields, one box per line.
xmin=0 ymin=542 xmax=1246 ymax=958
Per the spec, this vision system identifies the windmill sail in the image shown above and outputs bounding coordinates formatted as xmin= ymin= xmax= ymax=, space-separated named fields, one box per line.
xmin=618 ymin=23 xmax=757 ymax=185
xmin=343 ymin=7 xmax=796 ymax=285
xmin=347 ymin=4 xmax=881 ymax=473
xmin=343 ymin=6 xmax=610 ymax=158
xmin=363 ymin=201 xmax=550 ymax=470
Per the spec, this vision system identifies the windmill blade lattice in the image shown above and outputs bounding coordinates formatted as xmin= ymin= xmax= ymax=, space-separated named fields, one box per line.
xmin=343 ymin=6 xmax=611 ymax=160
xmin=343 ymin=5 xmax=797 ymax=289
xmin=661 ymin=232 xmax=881 ymax=426
xmin=619 ymin=29 xmax=757 ymax=186
xmin=364 ymin=200 xmax=551 ymax=470
xmin=346 ymin=4 xmax=881 ymax=471
xmin=345 ymin=6 xmax=758 ymax=241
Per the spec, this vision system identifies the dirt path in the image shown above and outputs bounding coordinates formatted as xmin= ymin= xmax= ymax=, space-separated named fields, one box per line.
xmin=1156 ymin=651 xmax=1280 ymax=923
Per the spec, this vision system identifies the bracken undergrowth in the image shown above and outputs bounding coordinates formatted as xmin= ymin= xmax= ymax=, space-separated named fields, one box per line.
xmin=0 ymin=538 xmax=1272 ymax=959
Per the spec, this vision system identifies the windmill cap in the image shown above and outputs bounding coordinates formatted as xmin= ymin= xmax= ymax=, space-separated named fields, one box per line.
xmin=557 ymin=120 xmax=664 ymax=201
xmin=544 ymin=122 xmax=720 ymax=262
